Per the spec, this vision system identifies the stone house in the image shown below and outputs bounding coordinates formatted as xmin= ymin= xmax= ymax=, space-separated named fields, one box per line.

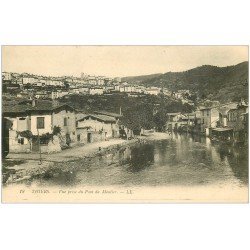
xmin=3 ymin=100 xmax=77 ymax=153
xmin=217 ymin=103 xmax=238 ymax=128
xmin=76 ymin=113 xmax=120 ymax=143
xmin=165 ymin=112 xmax=182 ymax=131
xmin=146 ymin=87 xmax=160 ymax=95
xmin=89 ymin=87 xmax=104 ymax=95
xmin=227 ymin=102 xmax=248 ymax=142
xmin=199 ymin=107 xmax=220 ymax=135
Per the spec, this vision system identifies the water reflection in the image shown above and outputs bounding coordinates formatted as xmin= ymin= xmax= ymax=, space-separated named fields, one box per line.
xmin=126 ymin=144 xmax=154 ymax=172
xmin=32 ymin=133 xmax=248 ymax=187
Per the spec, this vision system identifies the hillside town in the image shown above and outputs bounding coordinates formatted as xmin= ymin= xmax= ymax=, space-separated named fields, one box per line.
xmin=2 ymin=71 xmax=193 ymax=102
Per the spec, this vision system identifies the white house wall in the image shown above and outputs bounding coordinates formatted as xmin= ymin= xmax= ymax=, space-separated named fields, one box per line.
xmin=31 ymin=114 xmax=52 ymax=135
xmin=210 ymin=109 xmax=220 ymax=128
xmin=77 ymin=118 xmax=114 ymax=138
xmin=52 ymin=109 xmax=76 ymax=141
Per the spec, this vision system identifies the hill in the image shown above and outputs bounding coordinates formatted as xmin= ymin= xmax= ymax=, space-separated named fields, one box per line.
xmin=122 ymin=61 xmax=249 ymax=103
xmin=122 ymin=73 xmax=162 ymax=83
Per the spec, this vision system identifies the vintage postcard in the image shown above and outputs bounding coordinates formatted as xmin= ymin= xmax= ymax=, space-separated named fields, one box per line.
xmin=1 ymin=45 xmax=248 ymax=203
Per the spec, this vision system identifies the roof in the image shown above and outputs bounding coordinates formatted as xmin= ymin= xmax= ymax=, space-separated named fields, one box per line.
xmin=212 ymin=127 xmax=233 ymax=132
xmin=90 ymin=87 xmax=103 ymax=89
xmin=147 ymin=88 xmax=159 ymax=91
xmin=94 ymin=110 xmax=122 ymax=118
xmin=228 ymin=105 xmax=248 ymax=113
xmin=218 ymin=103 xmax=238 ymax=115
xmin=199 ymin=107 xmax=213 ymax=110
xmin=167 ymin=112 xmax=181 ymax=116
xmin=2 ymin=104 xmax=28 ymax=114
xmin=3 ymin=100 xmax=75 ymax=115
xmin=77 ymin=114 xmax=116 ymax=123
xmin=181 ymin=115 xmax=196 ymax=120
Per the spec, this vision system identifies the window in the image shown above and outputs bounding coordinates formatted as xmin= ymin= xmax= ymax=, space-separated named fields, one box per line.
xmin=64 ymin=117 xmax=67 ymax=126
xmin=207 ymin=110 xmax=210 ymax=116
xmin=37 ymin=117 xmax=45 ymax=129
xmin=77 ymin=134 xmax=80 ymax=141
xmin=18 ymin=138 xmax=24 ymax=145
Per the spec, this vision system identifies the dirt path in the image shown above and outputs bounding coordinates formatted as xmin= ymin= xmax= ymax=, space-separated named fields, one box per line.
xmin=5 ymin=133 xmax=170 ymax=166
xmin=6 ymin=138 xmax=128 ymax=163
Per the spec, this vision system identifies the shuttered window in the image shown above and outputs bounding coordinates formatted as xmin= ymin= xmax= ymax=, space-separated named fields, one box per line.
xmin=37 ymin=117 xmax=45 ymax=129
xmin=64 ymin=117 xmax=67 ymax=126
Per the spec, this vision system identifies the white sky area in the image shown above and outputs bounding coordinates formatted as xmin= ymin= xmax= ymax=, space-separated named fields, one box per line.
xmin=2 ymin=46 xmax=248 ymax=78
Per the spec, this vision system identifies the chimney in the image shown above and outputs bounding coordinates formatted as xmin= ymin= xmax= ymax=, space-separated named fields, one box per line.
xmin=32 ymin=99 xmax=36 ymax=107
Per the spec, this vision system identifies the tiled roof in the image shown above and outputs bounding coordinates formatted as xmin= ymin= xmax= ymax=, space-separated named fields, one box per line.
xmin=77 ymin=114 xmax=116 ymax=123
xmin=212 ymin=127 xmax=233 ymax=132
xmin=167 ymin=112 xmax=181 ymax=116
xmin=2 ymin=105 xmax=28 ymax=114
xmin=3 ymin=100 xmax=75 ymax=115
xmin=94 ymin=110 xmax=122 ymax=118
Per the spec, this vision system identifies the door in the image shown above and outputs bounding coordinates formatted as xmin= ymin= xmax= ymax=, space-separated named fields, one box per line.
xmin=87 ymin=132 xmax=92 ymax=143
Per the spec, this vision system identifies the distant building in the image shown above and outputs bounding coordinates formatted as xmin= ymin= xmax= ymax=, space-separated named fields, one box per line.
xmin=50 ymin=90 xmax=69 ymax=99
xmin=227 ymin=101 xmax=248 ymax=142
xmin=97 ymin=78 xmax=105 ymax=85
xmin=88 ymin=76 xmax=97 ymax=85
xmin=104 ymin=85 xmax=115 ymax=92
xmin=2 ymin=83 xmax=20 ymax=92
xmin=69 ymin=88 xmax=80 ymax=94
xmin=81 ymin=72 xmax=88 ymax=80
xmin=200 ymin=107 xmax=220 ymax=135
xmin=35 ymin=91 xmax=48 ymax=99
xmin=22 ymin=77 xmax=36 ymax=85
xmin=79 ymin=85 xmax=90 ymax=94
xmin=50 ymin=91 xmax=59 ymax=100
xmin=89 ymin=87 xmax=104 ymax=95
xmin=165 ymin=113 xmax=182 ymax=131
xmin=2 ymin=72 xmax=12 ymax=81
xmin=146 ymin=87 xmax=160 ymax=95
xmin=163 ymin=88 xmax=171 ymax=96
xmin=217 ymin=103 xmax=238 ymax=127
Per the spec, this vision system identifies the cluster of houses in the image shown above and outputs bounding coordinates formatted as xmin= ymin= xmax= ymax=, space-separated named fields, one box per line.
xmin=2 ymin=94 xmax=248 ymax=157
xmin=166 ymin=100 xmax=248 ymax=143
xmin=2 ymin=72 xmax=116 ymax=87
xmin=3 ymin=72 xmax=196 ymax=105
xmin=2 ymin=99 xmax=132 ymax=156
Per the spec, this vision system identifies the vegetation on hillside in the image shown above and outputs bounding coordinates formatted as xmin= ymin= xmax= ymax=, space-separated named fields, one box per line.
xmin=60 ymin=93 xmax=194 ymax=132
xmin=122 ymin=73 xmax=162 ymax=83
xmin=122 ymin=61 xmax=249 ymax=103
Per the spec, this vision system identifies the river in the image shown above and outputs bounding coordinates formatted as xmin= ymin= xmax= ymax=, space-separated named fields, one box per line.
xmin=32 ymin=133 xmax=248 ymax=188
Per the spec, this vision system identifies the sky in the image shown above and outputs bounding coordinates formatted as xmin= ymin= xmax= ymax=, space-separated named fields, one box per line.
xmin=2 ymin=46 xmax=249 ymax=78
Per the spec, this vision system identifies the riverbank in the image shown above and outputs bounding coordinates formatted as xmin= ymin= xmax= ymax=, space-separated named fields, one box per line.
xmin=3 ymin=138 xmax=136 ymax=184
xmin=3 ymin=132 xmax=170 ymax=184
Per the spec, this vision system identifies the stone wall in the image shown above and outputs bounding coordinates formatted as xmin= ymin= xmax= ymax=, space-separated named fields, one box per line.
xmin=9 ymin=130 xmax=32 ymax=153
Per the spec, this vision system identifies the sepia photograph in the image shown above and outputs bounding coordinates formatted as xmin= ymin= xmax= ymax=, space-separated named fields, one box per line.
xmin=1 ymin=45 xmax=249 ymax=203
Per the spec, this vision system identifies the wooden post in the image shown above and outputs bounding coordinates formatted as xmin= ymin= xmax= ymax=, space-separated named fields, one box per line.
xmin=37 ymin=129 xmax=42 ymax=165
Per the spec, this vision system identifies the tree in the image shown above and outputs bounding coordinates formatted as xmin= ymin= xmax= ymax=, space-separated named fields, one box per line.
xmin=53 ymin=126 xmax=61 ymax=135
xmin=18 ymin=130 xmax=33 ymax=150
xmin=153 ymin=111 xmax=167 ymax=132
